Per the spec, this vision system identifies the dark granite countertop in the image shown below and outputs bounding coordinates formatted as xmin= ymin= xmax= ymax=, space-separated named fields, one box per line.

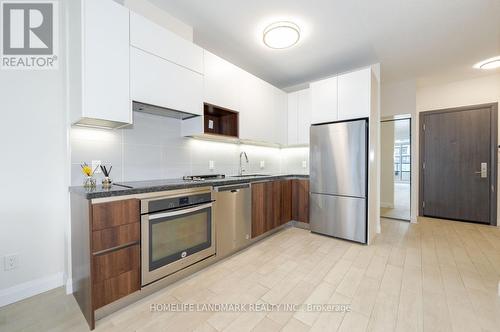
xmin=70 ymin=174 xmax=310 ymax=199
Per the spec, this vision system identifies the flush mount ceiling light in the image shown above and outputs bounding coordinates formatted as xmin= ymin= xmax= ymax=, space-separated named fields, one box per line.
xmin=473 ymin=56 xmax=500 ymax=70
xmin=263 ymin=21 xmax=300 ymax=49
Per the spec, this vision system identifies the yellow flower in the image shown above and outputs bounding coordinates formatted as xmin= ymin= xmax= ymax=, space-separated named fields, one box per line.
xmin=82 ymin=165 xmax=93 ymax=176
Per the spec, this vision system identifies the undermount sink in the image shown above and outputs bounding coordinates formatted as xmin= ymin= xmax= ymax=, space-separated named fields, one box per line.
xmin=231 ymin=174 xmax=270 ymax=178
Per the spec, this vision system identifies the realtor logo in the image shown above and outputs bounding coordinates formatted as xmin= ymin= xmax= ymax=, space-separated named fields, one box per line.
xmin=1 ymin=1 xmax=58 ymax=69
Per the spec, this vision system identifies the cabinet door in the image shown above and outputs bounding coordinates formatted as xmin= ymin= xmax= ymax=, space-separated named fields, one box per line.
xmin=251 ymin=182 xmax=266 ymax=237
xmin=292 ymin=179 xmax=310 ymax=223
xmin=273 ymin=89 xmax=288 ymax=145
xmin=297 ymin=88 xmax=312 ymax=145
xmin=203 ymin=51 xmax=243 ymax=112
xmin=131 ymin=47 xmax=203 ymax=115
xmin=287 ymin=92 xmax=299 ymax=145
xmin=338 ymin=68 xmax=371 ymax=120
xmin=83 ymin=0 xmax=131 ymax=124
xmin=280 ymin=180 xmax=292 ymax=225
xmin=252 ymin=181 xmax=284 ymax=237
xmin=130 ymin=12 xmax=203 ymax=74
xmin=310 ymin=76 xmax=338 ymax=124
xmin=270 ymin=181 xmax=282 ymax=230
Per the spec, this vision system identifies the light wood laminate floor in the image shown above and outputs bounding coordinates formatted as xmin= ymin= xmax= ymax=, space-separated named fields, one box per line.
xmin=2 ymin=217 xmax=500 ymax=332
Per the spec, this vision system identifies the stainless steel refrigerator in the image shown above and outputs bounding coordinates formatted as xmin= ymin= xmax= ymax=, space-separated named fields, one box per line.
xmin=310 ymin=118 xmax=368 ymax=244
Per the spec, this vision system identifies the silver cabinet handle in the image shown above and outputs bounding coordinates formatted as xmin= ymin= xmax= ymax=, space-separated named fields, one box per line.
xmin=149 ymin=203 xmax=212 ymax=220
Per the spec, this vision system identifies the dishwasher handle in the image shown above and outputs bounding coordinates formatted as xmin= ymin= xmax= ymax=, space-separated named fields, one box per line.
xmin=214 ymin=183 xmax=250 ymax=192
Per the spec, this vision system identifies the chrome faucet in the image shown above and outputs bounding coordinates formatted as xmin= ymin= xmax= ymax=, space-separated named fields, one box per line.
xmin=239 ymin=151 xmax=249 ymax=176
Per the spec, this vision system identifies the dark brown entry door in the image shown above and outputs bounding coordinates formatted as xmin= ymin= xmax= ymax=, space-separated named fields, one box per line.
xmin=421 ymin=105 xmax=497 ymax=224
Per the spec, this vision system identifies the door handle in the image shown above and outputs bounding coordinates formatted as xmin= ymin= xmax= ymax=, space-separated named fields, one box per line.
xmin=475 ymin=162 xmax=487 ymax=178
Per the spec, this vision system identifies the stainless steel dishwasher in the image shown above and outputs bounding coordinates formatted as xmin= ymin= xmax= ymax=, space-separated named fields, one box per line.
xmin=214 ymin=183 xmax=252 ymax=259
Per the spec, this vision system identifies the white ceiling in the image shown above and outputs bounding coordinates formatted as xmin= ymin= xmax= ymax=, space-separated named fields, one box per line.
xmin=150 ymin=0 xmax=500 ymax=89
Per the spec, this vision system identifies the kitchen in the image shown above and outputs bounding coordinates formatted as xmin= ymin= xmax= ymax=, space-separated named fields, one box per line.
xmin=68 ymin=0 xmax=380 ymax=327
xmin=1 ymin=0 xmax=500 ymax=331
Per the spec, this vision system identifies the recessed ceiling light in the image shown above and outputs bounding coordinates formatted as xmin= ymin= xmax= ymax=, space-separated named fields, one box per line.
xmin=263 ymin=21 xmax=300 ymax=49
xmin=473 ymin=56 xmax=500 ymax=70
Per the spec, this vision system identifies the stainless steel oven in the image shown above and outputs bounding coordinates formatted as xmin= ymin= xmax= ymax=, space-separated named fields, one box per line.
xmin=141 ymin=187 xmax=215 ymax=286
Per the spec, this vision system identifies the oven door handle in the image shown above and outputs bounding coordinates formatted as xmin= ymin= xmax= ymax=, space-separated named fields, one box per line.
xmin=148 ymin=202 xmax=213 ymax=220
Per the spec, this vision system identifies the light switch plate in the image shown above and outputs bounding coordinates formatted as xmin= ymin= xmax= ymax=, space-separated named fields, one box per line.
xmin=209 ymin=160 xmax=215 ymax=170
xmin=92 ymin=160 xmax=102 ymax=173
xmin=302 ymin=160 xmax=307 ymax=168
xmin=260 ymin=161 xmax=265 ymax=169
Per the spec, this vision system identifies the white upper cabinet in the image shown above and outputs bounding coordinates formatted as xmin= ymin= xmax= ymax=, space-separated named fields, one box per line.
xmin=68 ymin=0 xmax=131 ymax=128
xmin=131 ymin=47 xmax=203 ymax=116
xmin=287 ymin=92 xmax=299 ymax=145
xmin=203 ymin=50 xmax=244 ymax=111
xmin=238 ymin=72 xmax=287 ymax=145
xmin=130 ymin=12 xmax=203 ymax=74
xmin=338 ymin=67 xmax=371 ymax=120
xmin=272 ymin=89 xmax=288 ymax=145
xmin=287 ymin=88 xmax=311 ymax=145
xmin=297 ymin=88 xmax=312 ymax=144
xmin=202 ymin=50 xmax=287 ymax=145
xmin=310 ymin=76 xmax=338 ymax=124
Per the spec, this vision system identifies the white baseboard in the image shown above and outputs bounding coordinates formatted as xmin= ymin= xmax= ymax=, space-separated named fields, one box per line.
xmin=65 ymin=278 xmax=73 ymax=295
xmin=0 ymin=272 xmax=64 ymax=307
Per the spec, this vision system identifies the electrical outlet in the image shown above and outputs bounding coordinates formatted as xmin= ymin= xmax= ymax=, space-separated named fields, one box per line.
xmin=260 ymin=160 xmax=265 ymax=169
xmin=209 ymin=160 xmax=215 ymax=170
xmin=302 ymin=160 xmax=307 ymax=168
xmin=92 ymin=160 xmax=102 ymax=173
xmin=4 ymin=254 xmax=19 ymax=271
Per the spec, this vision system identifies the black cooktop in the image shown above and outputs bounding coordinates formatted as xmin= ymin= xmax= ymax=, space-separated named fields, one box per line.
xmin=182 ymin=174 xmax=226 ymax=181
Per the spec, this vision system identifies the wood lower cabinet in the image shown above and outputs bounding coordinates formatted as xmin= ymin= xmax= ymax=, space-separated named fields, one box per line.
xmin=280 ymin=180 xmax=292 ymax=225
xmin=292 ymin=179 xmax=310 ymax=223
xmin=71 ymin=196 xmax=141 ymax=330
xmin=91 ymin=199 xmax=141 ymax=309
xmin=92 ymin=244 xmax=140 ymax=309
xmin=252 ymin=181 xmax=280 ymax=237
xmin=251 ymin=179 xmax=304 ymax=238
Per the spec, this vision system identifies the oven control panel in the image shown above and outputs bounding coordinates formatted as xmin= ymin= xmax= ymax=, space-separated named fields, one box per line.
xmin=148 ymin=193 xmax=212 ymax=213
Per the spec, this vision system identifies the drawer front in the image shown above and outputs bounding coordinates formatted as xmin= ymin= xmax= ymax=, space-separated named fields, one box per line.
xmin=92 ymin=199 xmax=140 ymax=231
xmin=92 ymin=245 xmax=140 ymax=283
xmin=92 ymin=223 xmax=140 ymax=253
xmin=93 ymin=269 xmax=140 ymax=309
xmin=130 ymin=47 xmax=203 ymax=116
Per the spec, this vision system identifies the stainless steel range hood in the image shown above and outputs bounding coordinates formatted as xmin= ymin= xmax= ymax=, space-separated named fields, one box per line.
xmin=132 ymin=101 xmax=199 ymax=120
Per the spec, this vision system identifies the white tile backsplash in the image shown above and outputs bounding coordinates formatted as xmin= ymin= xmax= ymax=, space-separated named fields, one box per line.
xmin=70 ymin=112 xmax=309 ymax=185
xmin=281 ymin=147 xmax=310 ymax=174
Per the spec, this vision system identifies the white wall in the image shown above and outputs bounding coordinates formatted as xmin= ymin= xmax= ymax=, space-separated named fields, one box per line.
xmin=381 ymin=80 xmax=416 ymax=117
xmin=0 ymin=0 xmax=68 ymax=306
xmin=415 ymin=73 xmax=500 ymax=224
xmin=381 ymin=79 xmax=419 ymax=222
xmin=382 ymin=74 xmax=500 ymax=224
xmin=416 ymin=74 xmax=500 ymax=111
xmin=380 ymin=122 xmax=395 ymax=207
